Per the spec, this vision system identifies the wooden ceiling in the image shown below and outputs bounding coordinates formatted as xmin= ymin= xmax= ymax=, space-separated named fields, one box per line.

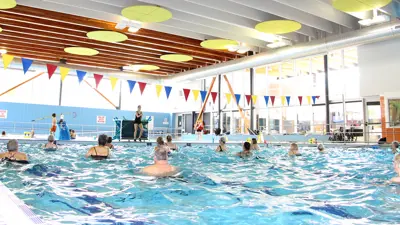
xmin=0 ymin=5 xmax=243 ymax=76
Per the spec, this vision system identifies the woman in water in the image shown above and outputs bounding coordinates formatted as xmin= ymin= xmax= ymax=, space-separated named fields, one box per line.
xmin=154 ymin=137 xmax=171 ymax=153
xmin=215 ymin=137 xmax=228 ymax=152
xmin=250 ymin=138 xmax=260 ymax=150
xmin=317 ymin=144 xmax=325 ymax=152
xmin=134 ymin=105 xmax=144 ymax=142
xmin=288 ymin=143 xmax=301 ymax=156
xmin=166 ymin=135 xmax=178 ymax=151
xmin=44 ymin=135 xmax=57 ymax=149
xmin=237 ymin=142 xmax=252 ymax=158
xmin=0 ymin=139 xmax=28 ymax=163
xmin=391 ymin=141 xmax=399 ymax=154
xmin=105 ymin=137 xmax=114 ymax=149
xmin=85 ymin=134 xmax=110 ymax=160
xmin=390 ymin=154 xmax=400 ymax=183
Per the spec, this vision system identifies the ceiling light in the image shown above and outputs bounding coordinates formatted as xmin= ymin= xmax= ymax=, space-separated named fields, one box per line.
xmin=237 ymin=47 xmax=250 ymax=54
xmin=227 ymin=45 xmax=239 ymax=52
xmin=267 ymin=39 xmax=292 ymax=48
xmin=115 ymin=19 xmax=142 ymax=32
xmin=0 ymin=49 xmax=7 ymax=54
xmin=359 ymin=14 xmax=390 ymax=26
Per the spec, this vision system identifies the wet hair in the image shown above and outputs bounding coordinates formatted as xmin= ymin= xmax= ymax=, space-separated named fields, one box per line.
xmin=166 ymin=135 xmax=172 ymax=142
xmin=157 ymin=136 xmax=164 ymax=145
xmin=1 ymin=131 xmax=5 ymax=135
xmin=317 ymin=144 xmax=325 ymax=151
xmin=107 ymin=137 xmax=112 ymax=144
xmin=392 ymin=141 xmax=399 ymax=149
xmin=7 ymin=139 xmax=18 ymax=152
xmin=214 ymin=128 xmax=221 ymax=136
xmin=98 ymin=134 xmax=107 ymax=146
xmin=52 ymin=113 xmax=56 ymax=117
xmin=243 ymin=142 xmax=251 ymax=151
xmin=252 ymin=138 xmax=257 ymax=144
xmin=290 ymin=143 xmax=299 ymax=150
xmin=48 ymin=135 xmax=55 ymax=142
xmin=154 ymin=149 xmax=168 ymax=161
xmin=219 ymin=137 xmax=226 ymax=144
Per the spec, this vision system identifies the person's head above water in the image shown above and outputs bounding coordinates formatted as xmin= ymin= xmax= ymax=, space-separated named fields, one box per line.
xmin=251 ymin=138 xmax=257 ymax=145
xmin=7 ymin=139 xmax=18 ymax=152
xmin=219 ymin=137 xmax=226 ymax=145
xmin=290 ymin=143 xmax=299 ymax=151
xmin=1 ymin=131 xmax=5 ymax=136
xmin=52 ymin=113 xmax=56 ymax=118
xmin=48 ymin=135 xmax=55 ymax=143
xmin=107 ymin=137 xmax=112 ymax=144
xmin=157 ymin=136 xmax=164 ymax=145
xmin=98 ymin=134 xmax=107 ymax=146
xmin=166 ymin=135 xmax=172 ymax=143
xmin=317 ymin=144 xmax=325 ymax=151
xmin=392 ymin=141 xmax=399 ymax=149
xmin=154 ymin=148 xmax=168 ymax=161
xmin=243 ymin=142 xmax=251 ymax=151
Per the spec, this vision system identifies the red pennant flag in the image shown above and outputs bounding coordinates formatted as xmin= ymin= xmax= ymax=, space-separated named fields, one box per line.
xmin=93 ymin=74 xmax=103 ymax=89
xmin=46 ymin=64 xmax=57 ymax=79
xmin=270 ymin=96 xmax=276 ymax=106
xmin=183 ymin=88 xmax=191 ymax=101
xmin=211 ymin=92 xmax=217 ymax=103
xmin=298 ymin=96 xmax=303 ymax=106
xmin=138 ymin=82 xmax=147 ymax=95
xmin=245 ymin=95 xmax=251 ymax=105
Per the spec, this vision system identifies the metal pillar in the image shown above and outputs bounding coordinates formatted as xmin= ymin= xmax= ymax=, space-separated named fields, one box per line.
xmin=59 ymin=79 xmax=63 ymax=106
xmin=324 ymin=55 xmax=330 ymax=133
xmin=249 ymin=51 xmax=254 ymax=130
xmin=117 ymin=80 xmax=122 ymax=110
xmin=218 ymin=74 xmax=221 ymax=129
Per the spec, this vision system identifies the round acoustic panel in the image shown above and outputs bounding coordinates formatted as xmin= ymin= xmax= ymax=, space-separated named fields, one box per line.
xmin=64 ymin=47 xmax=99 ymax=56
xmin=87 ymin=30 xmax=128 ymax=43
xmin=0 ymin=27 xmax=2 ymax=32
xmin=333 ymin=0 xmax=392 ymax=12
xmin=160 ymin=54 xmax=193 ymax=62
xmin=0 ymin=0 xmax=16 ymax=9
xmin=131 ymin=65 xmax=160 ymax=71
xmin=121 ymin=5 xmax=172 ymax=23
xmin=200 ymin=39 xmax=239 ymax=50
xmin=255 ymin=20 xmax=302 ymax=34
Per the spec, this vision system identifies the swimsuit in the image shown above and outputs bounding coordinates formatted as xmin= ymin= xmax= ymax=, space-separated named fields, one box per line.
xmin=217 ymin=145 xmax=224 ymax=152
xmin=50 ymin=125 xmax=57 ymax=132
xmin=1 ymin=152 xmax=29 ymax=164
xmin=134 ymin=112 xmax=142 ymax=124
xmin=90 ymin=147 xmax=109 ymax=160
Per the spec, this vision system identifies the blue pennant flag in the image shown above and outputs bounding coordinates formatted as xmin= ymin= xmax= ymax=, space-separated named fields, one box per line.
xmin=312 ymin=96 xmax=317 ymax=104
xmin=264 ymin=96 xmax=269 ymax=106
xmin=200 ymin=91 xmax=207 ymax=102
xmin=127 ymin=80 xmax=136 ymax=94
xmin=286 ymin=96 xmax=291 ymax=106
xmin=235 ymin=94 xmax=241 ymax=105
xmin=76 ymin=70 xmax=87 ymax=84
xmin=21 ymin=58 xmax=33 ymax=74
xmin=164 ymin=86 xmax=172 ymax=99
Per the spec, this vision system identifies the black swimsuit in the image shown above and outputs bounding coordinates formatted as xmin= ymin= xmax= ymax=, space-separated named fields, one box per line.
xmin=218 ymin=145 xmax=224 ymax=152
xmin=2 ymin=152 xmax=29 ymax=164
xmin=134 ymin=112 xmax=142 ymax=124
xmin=90 ymin=147 xmax=109 ymax=160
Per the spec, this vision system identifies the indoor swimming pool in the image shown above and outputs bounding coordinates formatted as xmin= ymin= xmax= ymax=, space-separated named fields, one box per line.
xmin=0 ymin=142 xmax=399 ymax=225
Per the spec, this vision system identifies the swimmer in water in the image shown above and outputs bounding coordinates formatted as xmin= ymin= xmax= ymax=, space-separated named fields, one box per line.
xmin=250 ymin=138 xmax=260 ymax=150
xmin=237 ymin=142 xmax=252 ymax=158
xmin=44 ymin=135 xmax=57 ymax=149
xmin=50 ymin=113 xmax=57 ymax=135
xmin=391 ymin=141 xmax=399 ymax=154
xmin=0 ymin=139 xmax=28 ymax=163
xmin=154 ymin=137 xmax=171 ymax=153
xmin=142 ymin=142 xmax=178 ymax=177
xmin=317 ymin=144 xmax=325 ymax=153
xmin=133 ymin=105 xmax=144 ymax=142
xmin=166 ymin=135 xmax=178 ymax=151
xmin=105 ymin=137 xmax=114 ymax=149
xmin=288 ymin=143 xmax=301 ymax=156
xmin=85 ymin=134 xmax=110 ymax=160
xmin=390 ymin=154 xmax=400 ymax=184
xmin=215 ymin=137 xmax=227 ymax=152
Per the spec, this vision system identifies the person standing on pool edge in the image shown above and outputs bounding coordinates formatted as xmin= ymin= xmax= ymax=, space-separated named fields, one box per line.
xmin=134 ymin=105 xmax=144 ymax=142
xmin=50 ymin=113 xmax=57 ymax=135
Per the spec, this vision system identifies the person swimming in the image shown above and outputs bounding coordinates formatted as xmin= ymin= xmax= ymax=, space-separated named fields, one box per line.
xmin=44 ymin=135 xmax=57 ymax=150
xmin=0 ymin=139 xmax=29 ymax=164
xmin=85 ymin=134 xmax=110 ymax=160
xmin=390 ymin=154 xmax=400 ymax=184
xmin=250 ymin=138 xmax=260 ymax=150
xmin=289 ymin=143 xmax=301 ymax=156
xmin=154 ymin=137 xmax=171 ymax=153
xmin=105 ymin=137 xmax=114 ymax=149
xmin=70 ymin=129 xmax=76 ymax=140
xmin=133 ymin=105 xmax=144 ymax=142
xmin=391 ymin=141 xmax=399 ymax=154
xmin=317 ymin=144 xmax=325 ymax=152
xmin=50 ymin=113 xmax=57 ymax=135
xmin=166 ymin=135 xmax=178 ymax=151
xmin=142 ymin=142 xmax=178 ymax=177
xmin=237 ymin=142 xmax=253 ymax=158
xmin=215 ymin=137 xmax=227 ymax=152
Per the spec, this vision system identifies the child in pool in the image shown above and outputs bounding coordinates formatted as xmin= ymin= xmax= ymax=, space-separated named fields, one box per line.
xmin=288 ymin=143 xmax=301 ymax=156
xmin=390 ymin=154 xmax=400 ymax=184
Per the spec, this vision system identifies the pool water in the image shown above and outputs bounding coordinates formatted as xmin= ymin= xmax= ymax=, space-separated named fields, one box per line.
xmin=1 ymin=143 xmax=400 ymax=225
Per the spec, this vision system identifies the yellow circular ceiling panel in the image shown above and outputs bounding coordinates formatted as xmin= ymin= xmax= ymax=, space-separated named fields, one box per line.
xmin=64 ymin=47 xmax=99 ymax=56
xmin=255 ymin=20 xmax=302 ymax=34
xmin=87 ymin=30 xmax=128 ymax=43
xmin=0 ymin=27 xmax=2 ymax=32
xmin=131 ymin=65 xmax=160 ymax=71
xmin=200 ymin=39 xmax=239 ymax=50
xmin=160 ymin=54 xmax=193 ymax=62
xmin=121 ymin=5 xmax=172 ymax=23
xmin=332 ymin=0 xmax=392 ymax=12
xmin=0 ymin=0 xmax=16 ymax=9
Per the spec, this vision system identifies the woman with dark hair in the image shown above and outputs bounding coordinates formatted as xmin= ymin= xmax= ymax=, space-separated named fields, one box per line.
xmin=105 ymin=137 xmax=114 ymax=149
xmin=85 ymin=134 xmax=110 ymax=160
xmin=166 ymin=135 xmax=178 ymax=151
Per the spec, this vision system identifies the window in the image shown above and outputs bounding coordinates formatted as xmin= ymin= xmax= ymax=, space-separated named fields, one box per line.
xmin=389 ymin=99 xmax=400 ymax=126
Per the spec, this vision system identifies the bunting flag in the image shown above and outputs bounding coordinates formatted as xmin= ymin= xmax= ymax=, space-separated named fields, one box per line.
xmin=192 ymin=90 xmax=200 ymax=101
xmin=46 ymin=64 xmax=57 ymax=79
xmin=183 ymin=88 xmax=191 ymax=101
xmin=200 ymin=91 xmax=207 ymax=102
xmin=21 ymin=58 xmax=33 ymax=74
xmin=2 ymin=54 xmax=14 ymax=70
xmin=164 ymin=86 xmax=172 ymax=99
xmin=235 ymin=94 xmax=241 ymax=105
xmin=110 ymin=77 xmax=118 ymax=90
xmin=155 ymin=85 xmax=163 ymax=98
xmin=211 ymin=92 xmax=218 ymax=103
xmin=286 ymin=96 xmax=291 ymax=106
xmin=264 ymin=96 xmax=269 ymax=106
xmin=252 ymin=95 xmax=258 ymax=105
xmin=225 ymin=93 xmax=232 ymax=104
xmin=138 ymin=82 xmax=147 ymax=95
xmin=76 ymin=70 xmax=86 ymax=84
xmin=312 ymin=96 xmax=317 ymax=104
xmin=127 ymin=80 xmax=136 ymax=94
xmin=60 ymin=67 xmax=70 ymax=82
xmin=270 ymin=96 xmax=276 ymax=106
xmin=307 ymin=96 xmax=311 ymax=105
xmin=93 ymin=74 xmax=103 ymax=89
xmin=281 ymin=96 xmax=286 ymax=106
xmin=298 ymin=96 xmax=303 ymax=106
xmin=245 ymin=95 xmax=251 ymax=105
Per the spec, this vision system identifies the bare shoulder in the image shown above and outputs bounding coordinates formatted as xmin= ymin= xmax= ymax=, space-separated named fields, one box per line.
xmin=0 ymin=152 xmax=5 ymax=158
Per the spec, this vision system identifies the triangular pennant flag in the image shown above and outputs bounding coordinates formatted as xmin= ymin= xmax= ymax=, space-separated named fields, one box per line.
xmin=156 ymin=85 xmax=163 ymax=98
xmin=225 ymin=93 xmax=232 ymax=104
xmin=46 ymin=64 xmax=57 ymax=79
xmin=192 ymin=90 xmax=200 ymax=101
xmin=298 ymin=96 xmax=303 ymax=106
xmin=110 ymin=77 xmax=118 ymax=90
xmin=127 ymin=80 xmax=136 ymax=94
xmin=307 ymin=96 xmax=311 ymax=105
xmin=270 ymin=96 xmax=276 ymax=106
xmin=2 ymin=54 xmax=14 ymax=70
xmin=164 ymin=86 xmax=172 ymax=99
xmin=281 ymin=96 xmax=286 ymax=106
xmin=60 ymin=67 xmax=70 ymax=82
xmin=316 ymin=96 xmax=320 ymax=99
xmin=252 ymin=95 xmax=258 ymax=105
xmin=312 ymin=96 xmax=317 ymax=104
xmin=21 ymin=58 xmax=33 ymax=74
xmin=138 ymin=82 xmax=147 ymax=95
xmin=211 ymin=92 xmax=218 ymax=104
xmin=200 ymin=91 xmax=207 ymax=102
xmin=76 ymin=70 xmax=86 ymax=84
xmin=183 ymin=88 xmax=191 ymax=101
xmin=264 ymin=96 xmax=270 ymax=106
xmin=245 ymin=95 xmax=251 ymax=105
xmin=286 ymin=96 xmax=291 ymax=106
xmin=94 ymin=74 xmax=103 ymax=89
xmin=235 ymin=94 xmax=241 ymax=105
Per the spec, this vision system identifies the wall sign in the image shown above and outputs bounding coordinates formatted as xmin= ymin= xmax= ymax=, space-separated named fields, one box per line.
xmin=96 ymin=115 xmax=106 ymax=124
xmin=162 ymin=117 xmax=169 ymax=125
xmin=0 ymin=110 xmax=7 ymax=119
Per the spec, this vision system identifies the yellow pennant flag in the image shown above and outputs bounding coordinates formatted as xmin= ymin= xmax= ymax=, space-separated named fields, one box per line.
xmin=2 ymin=54 xmax=14 ymax=70
xmin=156 ymin=85 xmax=163 ymax=98
xmin=307 ymin=96 xmax=311 ymax=105
xmin=110 ymin=77 xmax=118 ymax=90
xmin=60 ymin=67 xmax=70 ymax=82
xmin=281 ymin=96 xmax=286 ymax=106
xmin=192 ymin=90 xmax=200 ymax=101
xmin=225 ymin=93 xmax=232 ymax=104
xmin=252 ymin=95 xmax=258 ymax=105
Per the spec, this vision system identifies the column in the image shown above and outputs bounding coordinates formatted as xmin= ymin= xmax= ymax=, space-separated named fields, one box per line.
xmin=324 ymin=55 xmax=330 ymax=133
